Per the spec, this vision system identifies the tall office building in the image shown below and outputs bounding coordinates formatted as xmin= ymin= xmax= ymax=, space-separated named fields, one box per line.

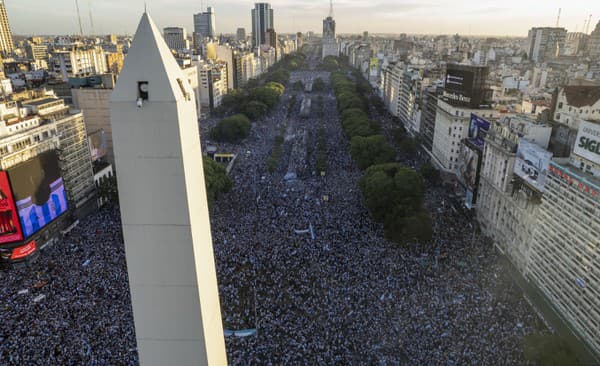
xmin=163 ymin=27 xmax=188 ymax=51
xmin=236 ymin=27 xmax=246 ymax=41
xmin=193 ymin=7 xmax=216 ymax=39
xmin=527 ymin=27 xmax=567 ymax=63
xmin=110 ymin=12 xmax=226 ymax=365
xmin=322 ymin=0 xmax=338 ymax=59
xmin=0 ymin=0 xmax=13 ymax=56
xmin=251 ymin=3 xmax=274 ymax=48
xmin=588 ymin=20 xmax=600 ymax=59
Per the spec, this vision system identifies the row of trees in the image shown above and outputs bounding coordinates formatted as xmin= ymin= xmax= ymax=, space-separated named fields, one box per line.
xmin=359 ymin=164 xmax=431 ymax=244
xmin=330 ymin=65 xmax=432 ymax=244
xmin=203 ymin=156 xmax=233 ymax=204
xmin=316 ymin=96 xmax=327 ymax=174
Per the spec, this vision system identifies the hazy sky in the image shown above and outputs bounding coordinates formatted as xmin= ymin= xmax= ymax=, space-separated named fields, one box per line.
xmin=5 ymin=0 xmax=600 ymax=36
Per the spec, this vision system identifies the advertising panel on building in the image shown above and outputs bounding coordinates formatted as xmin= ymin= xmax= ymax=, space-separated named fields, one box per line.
xmin=443 ymin=68 xmax=474 ymax=106
xmin=0 ymin=171 xmax=23 ymax=244
xmin=514 ymin=139 xmax=553 ymax=192
xmin=468 ymin=113 xmax=491 ymax=150
xmin=573 ymin=120 xmax=600 ymax=165
xmin=455 ymin=142 xmax=481 ymax=209
xmin=8 ymin=150 xmax=69 ymax=238
xmin=88 ymin=129 xmax=107 ymax=162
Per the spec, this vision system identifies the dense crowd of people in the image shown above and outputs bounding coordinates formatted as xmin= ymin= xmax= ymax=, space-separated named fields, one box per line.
xmin=207 ymin=66 xmax=545 ymax=364
xmin=0 ymin=52 xmax=545 ymax=365
xmin=0 ymin=206 xmax=138 ymax=365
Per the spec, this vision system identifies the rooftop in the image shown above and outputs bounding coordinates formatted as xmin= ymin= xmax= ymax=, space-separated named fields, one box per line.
xmin=23 ymin=97 xmax=60 ymax=107
xmin=562 ymin=86 xmax=600 ymax=108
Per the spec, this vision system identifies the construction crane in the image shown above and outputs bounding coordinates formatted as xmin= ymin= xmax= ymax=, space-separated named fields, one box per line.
xmin=585 ymin=14 xmax=593 ymax=34
xmin=75 ymin=0 xmax=84 ymax=36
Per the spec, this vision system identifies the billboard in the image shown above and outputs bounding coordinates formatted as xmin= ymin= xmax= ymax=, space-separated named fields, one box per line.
xmin=0 ymin=171 xmax=23 ymax=244
xmin=456 ymin=144 xmax=480 ymax=192
xmin=8 ymin=150 xmax=69 ymax=239
xmin=573 ymin=120 xmax=600 ymax=165
xmin=443 ymin=68 xmax=474 ymax=106
xmin=468 ymin=114 xmax=491 ymax=150
xmin=88 ymin=129 xmax=107 ymax=162
xmin=514 ymin=139 xmax=553 ymax=192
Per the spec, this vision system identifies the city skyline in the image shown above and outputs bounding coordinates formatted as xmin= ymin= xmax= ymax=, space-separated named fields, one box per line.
xmin=5 ymin=0 xmax=600 ymax=37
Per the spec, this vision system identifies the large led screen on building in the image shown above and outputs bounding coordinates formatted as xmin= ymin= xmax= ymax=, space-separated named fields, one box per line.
xmin=8 ymin=150 xmax=69 ymax=239
xmin=573 ymin=120 xmax=600 ymax=165
xmin=0 ymin=171 xmax=23 ymax=244
xmin=514 ymin=139 xmax=553 ymax=192
xmin=468 ymin=114 xmax=491 ymax=150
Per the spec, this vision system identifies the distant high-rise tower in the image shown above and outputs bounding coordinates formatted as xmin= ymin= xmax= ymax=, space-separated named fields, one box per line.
xmin=588 ymin=20 xmax=600 ymax=59
xmin=163 ymin=27 xmax=188 ymax=51
xmin=193 ymin=6 xmax=216 ymax=39
xmin=110 ymin=12 xmax=226 ymax=366
xmin=0 ymin=0 xmax=14 ymax=56
xmin=526 ymin=27 xmax=567 ymax=62
xmin=251 ymin=3 xmax=274 ymax=48
xmin=322 ymin=0 xmax=338 ymax=59
xmin=236 ymin=27 xmax=246 ymax=41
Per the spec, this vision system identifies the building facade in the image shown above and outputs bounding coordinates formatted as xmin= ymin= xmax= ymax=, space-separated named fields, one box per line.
xmin=527 ymin=161 xmax=600 ymax=355
xmin=193 ymin=7 xmax=216 ymax=39
xmin=0 ymin=0 xmax=13 ymax=56
xmin=163 ymin=27 xmax=188 ymax=51
xmin=51 ymin=47 xmax=108 ymax=81
xmin=527 ymin=27 xmax=567 ymax=63
xmin=322 ymin=6 xmax=338 ymax=60
xmin=251 ymin=3 xmax=274 ymax=48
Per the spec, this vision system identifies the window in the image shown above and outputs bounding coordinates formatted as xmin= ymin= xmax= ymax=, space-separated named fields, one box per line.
xmin=558 ymin=102 xmax=563 ymax=109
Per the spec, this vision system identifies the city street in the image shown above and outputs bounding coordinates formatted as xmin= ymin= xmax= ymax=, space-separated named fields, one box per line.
xmin=205 ymin=47 xmax=546 ymax=365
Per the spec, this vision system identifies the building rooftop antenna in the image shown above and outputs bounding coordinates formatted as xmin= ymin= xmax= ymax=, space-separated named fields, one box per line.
xmin=75 ymin=0 xmax=84 ymax=35
xmin=329 ymin=0 xmax=333 ymax=18
xmin=555 ymin=8 xmax=561 ymax=27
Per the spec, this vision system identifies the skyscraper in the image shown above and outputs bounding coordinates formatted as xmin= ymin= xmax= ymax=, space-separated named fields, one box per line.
xmin=236 ymin=27 xmax=246 ymax=41
xmin=0 ymin=0 xmax=14 ymax=56
xmin=110 ymin=12 xmax=226 ymax=365
xmin=526 ymin=27 xmax=567 ymax=63
xmin=251 ymin=3 xmax=274 ymax=48
xmin=193 ymin=7 xmax=216 ymax=39
xmin=322 ymin=0 xmax=338 ymax=59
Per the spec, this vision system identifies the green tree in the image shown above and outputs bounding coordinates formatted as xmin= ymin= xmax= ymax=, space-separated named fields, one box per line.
xmin=524 ymin=334 xmax=579 ymax=366
xmin=209 ymin=114 xmax=251 ymax=142
xmin=242 ymin=101 xmax=268 ymax=120
xmin=203 ymin=156 xmax=233 ymax=204
xmin=391 ymin=127 xmax=407 ymax=144
xmin=265 ymin=69 xmax=290 ymax=84
xmin=248 ymin=86 xmax=281 ymax=109
xmin=370 ymin=95 xmax=385 ymax=114
xmin=292 ymin=80 xmax=304 ymax=91
xmin=350 ymin=135 xmax=396 ymax=170
xmin=399 ymin=137 xmax=418 ymax=157
xmin=313 ymin=78 xmax=326 ymax=91
xmin=384 ymin=209 xmax=433 ymax=244
xmin=358 ymin=163 xmax=430 ymax=244
xmin=420 ymin=162 xmax=440 ymax=184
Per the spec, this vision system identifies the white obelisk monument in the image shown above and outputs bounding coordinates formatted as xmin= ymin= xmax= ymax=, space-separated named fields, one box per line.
xmin=110 ymin=12 xmax=226 ymax=366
